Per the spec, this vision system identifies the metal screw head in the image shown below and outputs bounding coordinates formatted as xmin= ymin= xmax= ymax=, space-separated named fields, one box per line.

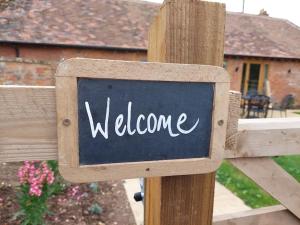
xmin=63 ymin=119 xmax=71 ymax=126
xmin=218 ymin=120 xmax=224 ymax=126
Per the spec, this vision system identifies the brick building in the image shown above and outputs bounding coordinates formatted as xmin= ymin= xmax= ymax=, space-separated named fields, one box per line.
xmin=1 ymin=0 xmax=300 ymax=105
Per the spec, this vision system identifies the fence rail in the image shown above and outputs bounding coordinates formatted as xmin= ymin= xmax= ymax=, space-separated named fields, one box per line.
xmin=213 ymin=205 xmax=300 ymax=225
xmin=1 ymin=85 xmax=300 ymax=225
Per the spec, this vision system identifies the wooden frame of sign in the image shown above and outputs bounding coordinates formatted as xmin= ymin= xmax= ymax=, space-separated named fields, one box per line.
xmin=56 ymin=58 xmax=229 ymax=182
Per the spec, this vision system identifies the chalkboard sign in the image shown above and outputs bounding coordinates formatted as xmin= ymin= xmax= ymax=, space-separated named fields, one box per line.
xmin=78 ymin=78 xmax=214 ymax=165
xmin=56 ymin=59 xmax=229 ymax=182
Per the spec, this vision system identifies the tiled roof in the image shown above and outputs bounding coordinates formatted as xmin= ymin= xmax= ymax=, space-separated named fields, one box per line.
xmin=1 ymin=0 xmax=300 ymax=59
xmin=225 ymin=12 xmax=300 ymax=59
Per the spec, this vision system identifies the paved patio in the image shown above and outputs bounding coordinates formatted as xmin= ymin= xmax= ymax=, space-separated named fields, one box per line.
xmin=267 ymin=109 xmax=300 ymax=118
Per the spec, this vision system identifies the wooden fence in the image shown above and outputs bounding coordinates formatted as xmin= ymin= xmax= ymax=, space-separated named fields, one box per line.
xmin=1 ymin=84 xmax=300 ymax=224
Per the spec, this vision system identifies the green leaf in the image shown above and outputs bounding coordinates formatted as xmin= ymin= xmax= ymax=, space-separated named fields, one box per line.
xmin=88 ymin=203 xmax=103 ymax=215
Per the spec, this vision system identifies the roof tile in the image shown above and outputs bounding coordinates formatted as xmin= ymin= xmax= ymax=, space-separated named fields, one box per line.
xmin=1 ymin=0 xmax=300 ymax=59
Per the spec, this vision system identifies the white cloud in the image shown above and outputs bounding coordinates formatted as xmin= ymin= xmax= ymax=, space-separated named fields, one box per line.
xmin=143 ymin=0 xmax=300 ymax=27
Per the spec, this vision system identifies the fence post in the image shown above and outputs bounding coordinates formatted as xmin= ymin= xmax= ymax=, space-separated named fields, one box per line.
xmin=145 ymin=1 xmax=226 ymax=225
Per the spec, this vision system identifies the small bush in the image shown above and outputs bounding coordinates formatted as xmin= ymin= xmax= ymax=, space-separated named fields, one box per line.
xmin=16 ymin=161 xmax=57 ymax=225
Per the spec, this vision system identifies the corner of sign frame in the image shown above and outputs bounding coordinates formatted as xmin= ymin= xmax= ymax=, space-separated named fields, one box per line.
xmin=55 ymin=58 xmax=81 ymax=77
xmin=58 ymin=166 xmax=79 ymax=183
xmin=216 ymin=66 xmax=231 ymax=83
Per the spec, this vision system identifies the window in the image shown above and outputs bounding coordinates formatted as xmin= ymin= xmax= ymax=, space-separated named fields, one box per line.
xmin=240 ymin=62 xmax=269 ymax=96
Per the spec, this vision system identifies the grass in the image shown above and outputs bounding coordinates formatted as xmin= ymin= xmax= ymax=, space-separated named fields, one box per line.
xmin=217 ymin=156 xmax=300 ymax=209
xmin=294 ymin=111 xmax=300 ymax=115
xmin=216 ymin=161 xmax=278 ymax=208
xmin=273 ymin=155 xmax=300 ymax=182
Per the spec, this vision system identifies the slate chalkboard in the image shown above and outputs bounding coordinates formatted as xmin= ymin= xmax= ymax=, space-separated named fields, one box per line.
xmin=56 ymin=59 xmax=230 ymax=181
xmin=78 ymin=78 xmax=214 ymax=165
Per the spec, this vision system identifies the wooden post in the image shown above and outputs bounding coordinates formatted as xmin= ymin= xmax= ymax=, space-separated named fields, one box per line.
xmin=145 ymin=1 xmax=226 ymax=225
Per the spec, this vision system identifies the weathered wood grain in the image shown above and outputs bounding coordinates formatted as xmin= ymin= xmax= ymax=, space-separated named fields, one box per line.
xmin=230 ymin=158 xmax=300 ymax=219
xmin=225 ymin=91 xmax=241 ymax=150
xmin=144 ymin=177 xmax=162 ymax=225
xmin=56 ymin=76 xmax=79 ymax=170
xmin=214 ymin=205 xmax=300 ymax=225
xmin=145 ymin=1 xmax=226 ymax=225
xmin=225 ymin=118 xmax=300 ymax=158
xmin=0 ymin=85 xmax=57 ymax=162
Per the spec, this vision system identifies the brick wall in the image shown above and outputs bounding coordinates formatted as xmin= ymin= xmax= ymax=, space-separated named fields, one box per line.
xmin=0 ymin=58 xmax=55 ymax=85
xmin=0 ymin=44 xmax=147 ymax=62
xmin=224 ymin=58 xmax=243 ymax=91
xmin=0 ymin=43 xmax=147 ymax=86
xmin=269 ymin=61 xmax=300 ymax=106
xmin=226 ymin=57 xmax=300 ymax=106
xmin=0 ymin=45 xmax=16 ymax=58
xmin=1 ymin=43 xmax=300 ymax=106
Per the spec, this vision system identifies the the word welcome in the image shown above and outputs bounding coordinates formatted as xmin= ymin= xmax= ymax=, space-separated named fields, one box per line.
xmin=85 ymin=97 xmax=199 ymax=139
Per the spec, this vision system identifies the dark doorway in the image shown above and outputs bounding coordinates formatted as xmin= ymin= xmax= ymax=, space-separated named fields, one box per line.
xmin=247 ymin=64 xmax=261 ymax=94
xmin=241 ymin=63 xmax=263 ymax=95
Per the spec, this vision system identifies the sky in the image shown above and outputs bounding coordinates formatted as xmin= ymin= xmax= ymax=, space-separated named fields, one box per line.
xmin=144 ymin=0 xmax=300 ymax=27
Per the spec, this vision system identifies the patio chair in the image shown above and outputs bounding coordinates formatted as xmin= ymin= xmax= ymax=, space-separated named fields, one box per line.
xmin=270 ymin=94 xmax=295 ymax=117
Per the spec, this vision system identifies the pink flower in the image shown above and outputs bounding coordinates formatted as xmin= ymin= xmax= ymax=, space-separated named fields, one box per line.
xmin=29 ymin=184 xmax=42 ymax=196
xmin=67 ymin=185 xmax=82 ymax=200
xmin=71 ymin=186 xmax=80 ymax=197
xmin=18 ymin=161 xmax=55 ymax=197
